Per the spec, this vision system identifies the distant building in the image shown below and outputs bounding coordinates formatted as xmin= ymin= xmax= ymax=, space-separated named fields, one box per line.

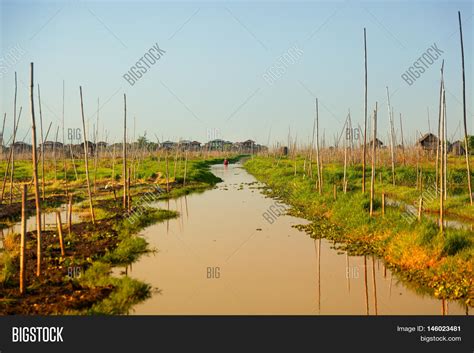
xmin=161 ymin=141 xmax=176 ymax=150
xmin=366 ymin=138 xmax=384 ymax=148
xmin=190 ymin=141 xmax=201 ymax=151
xmin=39 ymin=141 xmax=63 ymax=151
xmin=241 ymin=139 xmax=256 ymax=152
xmin=10 ymin=141 xmax=32 ymax=154
xmin=96 ymin=141 xmax=108 ymax=149
xmin=417 ymin=133 xmax=438 ymax=151
xmin=178 ymin=140 xmax=192 ymax=150
xmin=449 ymin=140 xmax=466 ymax=156
xmin=206 ymin=139 xmax=226 ymax=150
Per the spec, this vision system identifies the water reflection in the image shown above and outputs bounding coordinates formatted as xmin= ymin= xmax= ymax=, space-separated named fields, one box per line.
xmin=125 ymin=163 xmax=470 ymax=315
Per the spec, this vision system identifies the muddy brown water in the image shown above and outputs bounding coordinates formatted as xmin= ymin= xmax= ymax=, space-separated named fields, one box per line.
xmin=130 ymin=164 xmax=469 ymax=314
xmin=0 ymin=205 xmax=81 ymax=250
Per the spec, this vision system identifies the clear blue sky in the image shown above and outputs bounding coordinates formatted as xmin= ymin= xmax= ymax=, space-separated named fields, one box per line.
xmin=0 ymin=0 xmax=473 ymax=146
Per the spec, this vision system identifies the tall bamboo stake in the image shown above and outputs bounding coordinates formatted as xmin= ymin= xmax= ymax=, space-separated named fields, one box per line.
xmin=37 ymin=84 xmax=45 ymax=201
xmin=443 ymin=89 xmax=447 ymax=201
xmin=0 ymin=109 xmax=20 ymax=204
xmin=9 ymin=72 xmax=17 ymax=204
xmin=0 ymin=112 xmax=6 ymax=157
xmin=62 ymin=80 xmax=69 ymax=196
xmin=19 ymin=184 xmax=27 ymax=294
xmin=399 ymin=113 xmax=406 ymax=166
xmin=53 ymin=125 xmax=59 ymax=182
xmin=67 ymin=193 xmax=73 ymax=236
xmin=458 ymin=11 xmax=472 ymax=205
xmin=439 ymin=79 xmax=445 ymax=232
xmin=123 ymin=94 xmax=127 ymax=209
xmin=315 ymin=98 xmax=321 ymax=194
xmin=94 ymin=98 xmax=99 ymax=193
xmin=127 ymin=166 xmax=131 ymax=212
xmin=183 ymin=150 xmax=188 ymax=186
xmin=79 ymin=86 xmax=95 ymax=224
xmin=386 ymin=87 xmax=396 ymax=185
xmin=30 ymin=63 xmax=42 ymax=277
xmin=309 ymin=113 xmax=316 ymax=179
xmin=165 ymin=151 xmax=170 ymax=192
xmin=362 ymin=28 xmax=368 ymax=193
xmin=436 ymin=62 xmax=444 ymax=196
xmin=370 ymin=103 xmax=377 ymax=217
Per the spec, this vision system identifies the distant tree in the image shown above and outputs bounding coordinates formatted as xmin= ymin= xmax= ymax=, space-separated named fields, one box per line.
xmin=137 ymin=134 xmax=149 ymax=149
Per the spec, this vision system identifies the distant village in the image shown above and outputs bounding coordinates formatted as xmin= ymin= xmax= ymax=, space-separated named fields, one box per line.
xmin=0 ymin=138 xmax=268 ymax=157
xmin=362 ymin=133 xmax=469 ymax=156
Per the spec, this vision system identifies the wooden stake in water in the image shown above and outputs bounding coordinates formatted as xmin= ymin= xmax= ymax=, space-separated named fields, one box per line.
xmin=19 ymin=184 xmax=27 ymax=294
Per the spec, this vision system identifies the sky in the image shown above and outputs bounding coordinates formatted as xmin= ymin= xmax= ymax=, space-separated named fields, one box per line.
xmin=0 ymin=0 xmax=473 ymax=146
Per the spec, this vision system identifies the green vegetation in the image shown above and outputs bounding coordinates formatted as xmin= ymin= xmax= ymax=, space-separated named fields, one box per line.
xmin=0 ymin=155 xmax=235 ymax=314
xmin=245 ymin=156 xmax=473 ymax=306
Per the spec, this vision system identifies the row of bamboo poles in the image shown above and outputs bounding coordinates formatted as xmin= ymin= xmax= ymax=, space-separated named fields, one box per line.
xmin=271 ymin=12 xmax=471 ymax=232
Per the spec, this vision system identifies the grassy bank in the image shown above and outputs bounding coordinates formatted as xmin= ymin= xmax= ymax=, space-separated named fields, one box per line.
xmin=244 ymin=156 xmax=473 ymax=307
xmin=0 ymin=156 xmax=233 ymax=314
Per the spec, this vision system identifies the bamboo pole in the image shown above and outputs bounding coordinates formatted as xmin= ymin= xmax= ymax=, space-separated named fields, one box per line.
xmin=127 ymin=167 xmax=131 ymax=212
xmin=62 ymin=80 xmax=69 ymax=196
xmin=183 ymin=150 xmax=188 ymax=186
xmin=29 ymin=63 xmax=42 ymax=277
xmin=370 ymin=104 xmax=377 ymax=217
xmin=418 ymin=196 xmax=423 ymax=221
xmin=165 ymin=151 xmax=170 ymax=193
xmin=0 ymin=112 xmax=6 ymax=157
xmin=79 ymin=86 xmax=95 ymax=224
xmin=19 ymin=184 xmax=27 ymax=294
xmin=53 ymin=125 xmax=59 ymax=182
xmin=386 ymin=87 xmax=396 ymax=186
xmin=399 ymin=113 xmax=406 ymax=166
xmin=0 ymin=109 xmax=20 ymax=204
xmin=458 ymin=12 xmax=473 ymax=205
xmin=56 ymin=211 xmax=65 ymax=256
xmin=38 ymin=84 xmax=45 ymax=201
xmin=382 ymin=193 xmax=385 ymax=216
xmin=443 ymin=89 xmax=447 ymax=201
xmin=439 ymin=78 xmax=445 ymax=232
xmin=67 ymin=193 xmax=73 ymax=236
xmin=362 ymin=28 xmax=368 ymax=193
xmin=93 ymin=98 xmax=99 ymax=194
xmin=309 ymin=113 xmax=316 ymax=179
xmin=123 ymin=94 xmax=127 ymax=209
xmin=315 ymin=98 xmax=321 ymax=194
xmin=9 ymin=72 xmax=17 ymax=205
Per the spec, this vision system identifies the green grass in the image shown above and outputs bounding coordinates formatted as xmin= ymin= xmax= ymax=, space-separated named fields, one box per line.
xmin=245 ymin=156 xmax=474 ymax=305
